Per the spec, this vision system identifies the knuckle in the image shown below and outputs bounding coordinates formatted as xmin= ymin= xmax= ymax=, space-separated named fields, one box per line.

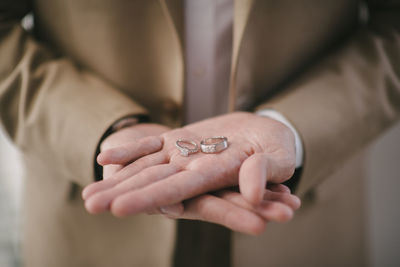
xmin=275 ymin=150 xmax=296 ymax=180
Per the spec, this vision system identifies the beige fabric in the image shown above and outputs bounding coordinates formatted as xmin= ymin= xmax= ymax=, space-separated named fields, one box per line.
xmin=243 ymin=0 xmax=400 ymax=196
xmin=233 ymin=151 xmax=368 ymax=267
xmin=0 ymin=0 xmax=399 ymax=266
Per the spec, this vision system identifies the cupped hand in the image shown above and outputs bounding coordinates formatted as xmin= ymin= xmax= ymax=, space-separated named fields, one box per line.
xmin=165 ymin=184 xmax=300 ymax=235
xmin=83 ymin=112 xmax=300 ymax=234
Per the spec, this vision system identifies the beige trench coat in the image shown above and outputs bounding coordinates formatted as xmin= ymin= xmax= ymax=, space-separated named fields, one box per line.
xmin=0 ymin=0 xmax=399 ymax=266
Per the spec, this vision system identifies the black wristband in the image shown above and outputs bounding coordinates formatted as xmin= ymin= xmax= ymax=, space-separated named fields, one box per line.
xmin=93 ymin=114 xmax=150 ymax=181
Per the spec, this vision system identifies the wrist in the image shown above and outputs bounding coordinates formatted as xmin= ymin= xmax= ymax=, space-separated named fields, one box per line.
xmin=94 ymin=114 xmax=150 ymax=181
xmin=256 ymin=109 xmax=304 ymax=169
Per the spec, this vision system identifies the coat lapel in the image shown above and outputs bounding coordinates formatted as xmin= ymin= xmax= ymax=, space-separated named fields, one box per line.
xmin=229 ymin=0 xmax=256 ymax=111
xmin=161 ymin=0 xmax=184 ymax=47
xmin=161 ymin=0 xmax=257 ymax=113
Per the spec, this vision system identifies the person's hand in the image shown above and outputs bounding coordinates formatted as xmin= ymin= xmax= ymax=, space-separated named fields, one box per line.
xmin=90 ymin=120 xmax=301 ymax=234
xmin=162 ymin=184 xmax=300 ymax=235
xmin=99 ymin=123 xmax=170 ymax=178
xmin=83 ymin=112 xmax=300 ymax=234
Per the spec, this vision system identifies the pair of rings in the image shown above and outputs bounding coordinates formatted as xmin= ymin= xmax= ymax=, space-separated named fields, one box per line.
xmin=175 ymin=136 xmax=228 ymax=157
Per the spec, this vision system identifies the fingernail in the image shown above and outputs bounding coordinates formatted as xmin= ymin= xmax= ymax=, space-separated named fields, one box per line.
xmin=159 ymin=204 xmax=182 ymax=217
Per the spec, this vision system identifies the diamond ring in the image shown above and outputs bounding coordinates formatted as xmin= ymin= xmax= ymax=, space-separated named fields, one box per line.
xmin=200 ymin=136 xmax=228 ymax=153
xmin=175 ymin=139 xmax=199 ymax=156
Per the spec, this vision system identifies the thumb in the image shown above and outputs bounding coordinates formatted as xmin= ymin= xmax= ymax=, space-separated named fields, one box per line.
xmin=239 ymin=152 xmax=295 ymax=206
xmin=103 ymin=164 xmax=124 ymax=179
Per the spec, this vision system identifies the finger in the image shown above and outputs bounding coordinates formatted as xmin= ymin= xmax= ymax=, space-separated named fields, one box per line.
xmin=217 ymin=190 xmax=294 ymax=222
xmin=97 ymin=135 xmax=163 ymax=165
xmin=82 ymin=152 xmax=168 ymax=200
xmin=255 ymin=201 xmax=294 ymax=222
xmin=111 ymin=170 xmax=210 ymax=216
xmin=111 ymin=149 xmax=243 ymax=216
xmin=239 ymin=152 xmax=294 ymax=206
xmin=145 ymin=203 xmax=184 ymax=216
xmin=103 ymin=164 xmax=123 ymax=179
xmin=85 ymin=163 xmax=179 ymax=214
xmin=239 ymin=153 xmax=270 ymax=206
xmin=266 ymin=184 xmax=301 ymax=210
xmin=178 ymin=194 xmax=266 ymax=235
xmin=159 ymin=203 xmax=185 ymax=217
xmin=267 ymin=183 xmax=291 ymax=193
xmin=263 ymin=190 xmax=301 ymax=210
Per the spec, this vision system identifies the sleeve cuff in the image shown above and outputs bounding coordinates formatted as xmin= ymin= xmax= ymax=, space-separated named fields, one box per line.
xmin=256 ymin=109 xmax=304 ymax=169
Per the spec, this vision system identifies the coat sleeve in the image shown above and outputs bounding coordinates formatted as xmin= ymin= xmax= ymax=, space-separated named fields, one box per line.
xmin=0 ymin=1 xmax=148 ymax=186
xmin=256 ymin=0 xmax=400 ymax=196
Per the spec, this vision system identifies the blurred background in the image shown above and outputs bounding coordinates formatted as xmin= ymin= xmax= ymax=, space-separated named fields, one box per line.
xmin=0 ymin=128 xmax=23 ymax=267
xmin=1 ymin=122 xmax=399 ymax=266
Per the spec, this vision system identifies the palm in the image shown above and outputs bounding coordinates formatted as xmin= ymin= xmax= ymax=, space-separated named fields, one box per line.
xmin=158 ymin=112 xmax=295 ymax=186
xmin=159 ymin=127 xmax=246 ymax=188
xmin=82 ymin=112 xmax=299 ymax=235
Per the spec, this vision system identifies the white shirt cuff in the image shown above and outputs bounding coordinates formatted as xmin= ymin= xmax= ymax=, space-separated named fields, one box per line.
xmin=256 ymin=109 xmax=304 ymax=168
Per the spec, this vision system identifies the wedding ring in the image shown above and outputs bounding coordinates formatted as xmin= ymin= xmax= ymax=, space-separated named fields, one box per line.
xmin=175 ymin=139 xmax=199 ymax=156
xmin=200 ymin=136 xmax=228 ymax=153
